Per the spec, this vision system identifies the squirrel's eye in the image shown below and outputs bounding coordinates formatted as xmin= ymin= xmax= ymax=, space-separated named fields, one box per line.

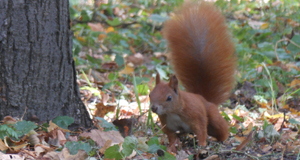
xmin=166 ymin=95 xmax=172 ymax=101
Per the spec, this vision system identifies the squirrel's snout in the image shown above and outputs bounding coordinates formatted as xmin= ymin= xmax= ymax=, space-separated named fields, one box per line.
xmin=151 ymin=105 xmax=158 ymax=113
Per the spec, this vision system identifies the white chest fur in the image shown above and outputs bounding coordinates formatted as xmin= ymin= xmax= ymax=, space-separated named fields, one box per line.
xmin=166 ymin=113 xmax=192 ymax=134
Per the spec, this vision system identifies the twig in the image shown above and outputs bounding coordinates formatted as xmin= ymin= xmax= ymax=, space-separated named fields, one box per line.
xmin=21 ymin=106 xmax=27 ymax=121
xmin=150 ymin=124 xmax=166 ymax=139
xmin=220 ymin=150 xmax=259 ymax=160
xmin=274 ymin=38 xmax=300 ymax=61
xmin=235 ymin=131 xmax=255 ymax=151
xmin=280 ymin=110 xmax=286 ymax=134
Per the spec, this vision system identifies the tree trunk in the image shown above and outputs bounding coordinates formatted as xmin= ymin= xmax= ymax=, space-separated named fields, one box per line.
xmin=0 ymin=0 xmax=92 ymax=128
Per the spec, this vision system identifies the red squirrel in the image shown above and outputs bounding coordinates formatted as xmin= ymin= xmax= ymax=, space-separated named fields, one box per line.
xmin=149 ymin=2 xmax=236 ymax=152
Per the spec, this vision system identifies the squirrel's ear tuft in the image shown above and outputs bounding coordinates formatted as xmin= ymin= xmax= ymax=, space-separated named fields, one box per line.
xmin=169 ymin=75 xmax=178 ymax=94
xmin=155 ymin=72 xmax=161 ymax=85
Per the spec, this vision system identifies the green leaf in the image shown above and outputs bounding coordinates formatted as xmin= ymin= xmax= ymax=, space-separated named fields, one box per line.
xmin=108 ymin=72 xmax=118 ymax=81
xmin=86 ymin=54 xmax=102 ymax=65
xmin=106 ymin=18 xmax=121 ymax=26
xmin=102 ymin=81 xmax=114 ymax=91
xmin=263 ymin=119 xmax=268 ymax=130
xmin=289 ymin=118 xmax=300 ymax=124
xmin=137 ymin=84 xmax=149 ymax=95
xmin=232 ymin=114 xmax=244 ymax=122
xmin=115 ymin=54 xmax=124 ymax=67
xmin=120 ymin=40 xmax=129 ymax=48
xmin=14 ymin=121 xmax=38 ymax=137
xmin=155 ymin=66 xmax=168 ymax=80
xmin=147 ymin=137 xmax=159 ymax=146
xmin=158 ymin=151 xmax=176 ymax=160
xmin=287 ymin=35 xmax=300 ymax=55
xmin=81 ymin=10 xmax=93 ymax=21
xmin=221 ymin=111 xmax=230 ymax=122
xmin=148 ymin=144 xmax=161 ymax=153
xmin=150 ymin=14 xmax=169 ymax=23
xmin=105 ymin=144 xmax=123 ymax=159
xmin=94 ymin=117 xmax=117 ymax=131
xmin=229 ymin=126 xmax=238 ymax=134
xmin=65 ymin=141 xmax=92 ymax=155
xmin=53 ymin=116 xmax=74 ymax=129
xmin=264 ymin=125 xmax=280 ymax=139
xmin=0 ymin=124 xmax=18 ymax=139
xmin=121 ymin=136 xmax=138 ymax=156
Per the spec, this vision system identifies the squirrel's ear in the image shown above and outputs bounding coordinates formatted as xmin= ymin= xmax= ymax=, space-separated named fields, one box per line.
xmin=155 ymin=72 xmax=161 ymax=85
xmin=169 ymin=75 xmax=178 ymax=94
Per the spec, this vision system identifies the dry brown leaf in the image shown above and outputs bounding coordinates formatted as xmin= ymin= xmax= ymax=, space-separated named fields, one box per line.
xmin=87 ymin=23 xmax=104 ymax=32
xmin=273 ymin=142 xmax=284 ymax=152
xmin=274 ymin=117 xmax=284 ymax=131
xmin=101 ymin=62 xmax=118 ymax=71
xmin=242 ymin=122 xmax=253 ymax=135
xmin=48 ymin=121 xmax=70 ymax=133
xmin=0 ymin=152 xmax=23 ymax=160
xmin=80 ymin=129 xmax=124 ymax=147
xmin=2 ymin=116 xmax=17 ymax=125
xmin=235 ymin=131 xmax=254 ymax=151
xmin=290 ymin=79 xmax=300 ymax=88
xmin=57 ymin=130 xmax=67 ymax=145
xmin=67 ymin=135 xmax=78 ymax=142
xmin=35 ymin=145 xmax=46 ymax=157
xmin=60 ymin=148 xmax=88 ymax=160
xmin=48 ymin=121 xmax=59 ymax=132
xmin=94 ymin=103 xmax=116 ymax=118
xmin=261 ymin=145 xmax=272 ymax=153
xmin=126 ymin=53 xmax=144 ymax=66
xmin=0 ymin=138 xmax=9 ymax=151
xmin=129 ymin=46 xmax=136 ymax=54
xmin=234 ymin=135 xmax=246 ymax=143
xmin=286 ymin=142 xmax=300 ymax=153
xmin=99 ymin=140 xmax=112 ymax=154
xmin=11 ymin=143 xmax=28 ymax=151
xmin=205 ymin=155 xmax=220 ymax=160
xmin=289 ymin=131 xmax=298 ymax=140
xmin=43 ymin=151 xmax=60 ymax=160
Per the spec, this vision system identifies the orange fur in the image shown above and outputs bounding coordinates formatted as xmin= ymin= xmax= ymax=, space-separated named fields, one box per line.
xmin=149 ymin=2 xmax=235 ymax=153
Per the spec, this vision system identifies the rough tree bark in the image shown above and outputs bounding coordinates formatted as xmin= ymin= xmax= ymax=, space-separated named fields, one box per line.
xmin=0 ymin=0 xmax=92 ymax=128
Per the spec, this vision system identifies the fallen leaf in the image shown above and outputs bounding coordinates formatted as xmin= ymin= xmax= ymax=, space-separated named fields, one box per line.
xmin=11 ymin=143 xmax=28 ymax=151
xmin=88 ymin=23 xmax=104 ymax=32
xmin=99 ymin=140 xmax=112 ymax=154
xmin=57 ymin=130 xmax=67 ymax=145
xmin=0 ymin=138 xmax=9 ymax=151
xmin=94 ymin=103 xmax=116 ymax=118
xmin=119 ymin=63 xmax=134 ymax=75
xmin=261 ymin=145 xmax=272 ymax=153
xmin=242 ymin=122 xmax=253 ymax=135
xmin=80 ymin=129 xmax=124 ymax=147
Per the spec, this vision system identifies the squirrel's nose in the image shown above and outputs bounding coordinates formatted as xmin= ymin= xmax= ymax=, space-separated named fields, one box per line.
xmin=151 ymin=105 xmax=157 ymax=113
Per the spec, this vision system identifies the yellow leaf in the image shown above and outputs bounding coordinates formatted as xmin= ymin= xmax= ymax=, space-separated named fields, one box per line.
xmin=265 ymin=113 xmax=288 ymax=119
xmin=76 ymin=36 xmax=86 ymax=43
xmin=260 ymin=23 xmax=269 ymax=29
xmin=290 ymin=79 xmax=300 ymax=88
xmin=119 ymin=64 xmax=134 ymax=75
xmin=106 ymin=26 xmax=114 ymax=33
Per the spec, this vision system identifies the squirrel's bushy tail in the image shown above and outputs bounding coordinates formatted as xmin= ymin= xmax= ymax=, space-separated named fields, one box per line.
xmin=163 ymin=2 xmax=236 ymax=105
